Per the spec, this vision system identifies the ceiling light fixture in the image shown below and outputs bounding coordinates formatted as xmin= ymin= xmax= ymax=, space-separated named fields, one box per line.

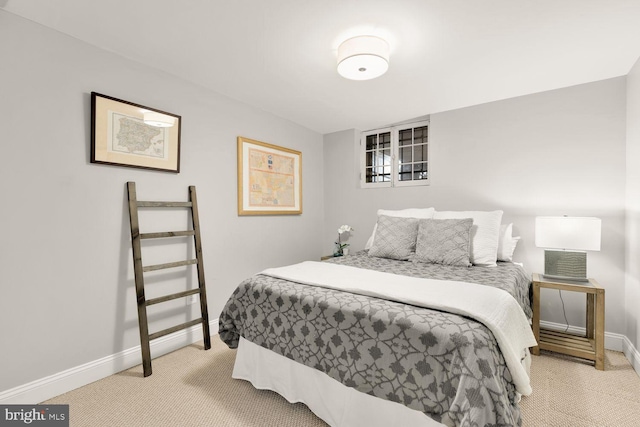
xmin=337 ymin=35 xmax=389 ymax=81
xmin=143 ymin=111 xmax=175 ymax=128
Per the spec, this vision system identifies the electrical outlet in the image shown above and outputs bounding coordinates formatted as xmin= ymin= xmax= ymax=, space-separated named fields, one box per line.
xmin=186 ymin=294 xmax=199 ymax=306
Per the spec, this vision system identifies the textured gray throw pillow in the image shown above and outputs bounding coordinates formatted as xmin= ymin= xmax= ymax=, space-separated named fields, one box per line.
xmin=368 ymin=215 xmax=420 ymax=261
xmin=414 ymin=218 xmax=473 ymax=267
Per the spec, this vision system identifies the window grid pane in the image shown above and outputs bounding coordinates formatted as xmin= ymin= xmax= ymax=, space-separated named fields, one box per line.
xmin=380 ymin=132 xmax=391 ymax=149
xmin=366 ymin=134 xmax=377 ymax=151
xmin=414 ymin=126 xmax=428 ymax=143
xmin=400 ymin=147 xmax=412 ymax=163
xmin=414 ymin=162 xmax=428 ymax=180
xmin=399 ymin=129 xmax=413 ymax=146
xmin=365 ymin=167 xmax=374 ymax=183
xmin=366 ymin=151 xmax=373 ymax=167
xmin=399 ymin=169 xmax=412 ymax=181
xmin=413 ymin=143 xmax=427 ymax=162
xmin=381 ymin=149 xmax=391 ymax=166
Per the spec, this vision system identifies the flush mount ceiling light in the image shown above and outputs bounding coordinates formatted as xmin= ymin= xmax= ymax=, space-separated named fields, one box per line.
xmin=337 ymin=35 xmax=389 ymax=81
xmin=143 ymin=111 xmax=175 ymax=128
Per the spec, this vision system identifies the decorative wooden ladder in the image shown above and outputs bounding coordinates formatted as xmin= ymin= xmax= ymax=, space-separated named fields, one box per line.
xmin=126 ymin=182 xmax=211 ymax=377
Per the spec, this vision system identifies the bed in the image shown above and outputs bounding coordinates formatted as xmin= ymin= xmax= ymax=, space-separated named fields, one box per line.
xmin=219 ymin=210 xmax=537 ymax=426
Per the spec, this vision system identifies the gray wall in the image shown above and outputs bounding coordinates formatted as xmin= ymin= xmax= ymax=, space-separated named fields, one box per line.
xmin=0 ymin=11 xmax=324 ymax=391
xmin=324 ymin=77 xmax=627 ymax=335
xmin=626 ymin=57 xmax=640 ymax=355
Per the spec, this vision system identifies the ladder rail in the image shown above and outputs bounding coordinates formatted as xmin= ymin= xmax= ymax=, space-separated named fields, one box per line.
xmin=189 ymin=185 xmax=212 ymax=350
xmin=126 ymin=182 xmax=211 ymax=377
xmin=126 ymin=182 xmax=152 ymax=377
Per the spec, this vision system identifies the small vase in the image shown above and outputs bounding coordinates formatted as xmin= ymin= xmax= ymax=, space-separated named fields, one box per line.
xmin=343 ymin=248 xmax=349 ymax=256
xmin=333 ymin=244 xmax=343 ymax=257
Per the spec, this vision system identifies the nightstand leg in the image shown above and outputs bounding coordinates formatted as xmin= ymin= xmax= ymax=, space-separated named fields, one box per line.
xmin=586 ymin=294 xmax=595 ymax=340
xmin=532 ymin=282 xmax=540 ymax=356
xmin=595 ymin=289 xmax=605 ymax=370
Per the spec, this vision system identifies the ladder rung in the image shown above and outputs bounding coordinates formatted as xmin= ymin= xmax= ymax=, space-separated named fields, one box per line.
xmin=145 ymin=289 xmax=201 ymax=306
xmin=149 ymin=319 xmax=202 ymax=341
xmin=137 ymin=201 xmax=192 ymax=208
xmin=141 ymin=230 xmax=195 ymax=239
xmin=143 ymin=259 xmax=197 ymax=272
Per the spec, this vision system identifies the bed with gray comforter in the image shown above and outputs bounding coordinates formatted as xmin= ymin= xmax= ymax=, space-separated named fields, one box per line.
xmin=219 ymin=251 xmax=532 ymax=426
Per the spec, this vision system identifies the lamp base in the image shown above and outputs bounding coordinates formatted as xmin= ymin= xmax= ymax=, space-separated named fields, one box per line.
xmin=543 ymin=250 xmax=589 ymax=282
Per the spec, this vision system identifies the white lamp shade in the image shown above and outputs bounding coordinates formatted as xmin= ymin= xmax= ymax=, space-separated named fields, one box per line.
xmin=143 ymin=111 xmax=175 ymax=128
xmin=337 ymin=36 xmax=389 ymax=81
xmin=535 ymin=216 xmax=601 ymax=251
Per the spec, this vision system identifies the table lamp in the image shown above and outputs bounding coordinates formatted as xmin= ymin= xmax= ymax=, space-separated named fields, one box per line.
xmin=534 ymin=216 xmax=601 ymax=282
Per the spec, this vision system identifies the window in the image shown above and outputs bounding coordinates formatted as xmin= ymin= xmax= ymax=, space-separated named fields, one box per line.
xmin=363 ymin=128 xmax=392 ymax=184
xmin=360 ymin=120 xmax=430 ymax=188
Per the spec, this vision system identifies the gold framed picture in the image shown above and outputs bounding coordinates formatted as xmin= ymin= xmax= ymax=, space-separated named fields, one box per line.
xmin=91 ymin=92 xmax=181 ymax=173
xmin=237 ymin=136 xmax=302 ymax=215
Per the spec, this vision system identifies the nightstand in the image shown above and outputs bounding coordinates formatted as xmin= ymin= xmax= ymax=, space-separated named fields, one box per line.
xmin=531 ymin=273 xmax=605 ymax=370
xmin=321 ymin=255 xmax=336 ymax=261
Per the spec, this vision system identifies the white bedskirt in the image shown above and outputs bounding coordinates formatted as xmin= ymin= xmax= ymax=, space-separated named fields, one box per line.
xmin=233 ymin=337 xmax=444 ymax=427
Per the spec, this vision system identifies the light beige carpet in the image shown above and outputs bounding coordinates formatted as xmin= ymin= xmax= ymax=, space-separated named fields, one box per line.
xmin=520 ymin=349 xmax=640 ymax=426
xmin=43 ymin=339 xmax=640 ymax=426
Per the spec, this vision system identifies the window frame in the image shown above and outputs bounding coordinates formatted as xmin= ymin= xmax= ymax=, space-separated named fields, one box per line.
xmin=360 ymin=120 xmax=430 ymax=189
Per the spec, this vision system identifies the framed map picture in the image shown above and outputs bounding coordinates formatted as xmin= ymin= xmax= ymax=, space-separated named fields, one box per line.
xmin=237 ymin=136 xmax=302 ymax=215
xmin=91 ymin=92 xmax=181 ymax=173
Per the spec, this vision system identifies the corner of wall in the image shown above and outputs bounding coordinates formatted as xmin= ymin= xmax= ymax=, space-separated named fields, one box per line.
xmin=625 ymin=54 xmax=640 ymax=378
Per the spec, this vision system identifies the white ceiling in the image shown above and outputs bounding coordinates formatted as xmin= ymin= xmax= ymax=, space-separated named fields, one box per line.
xmin=3 ymin=0 xmax=640 ymax=134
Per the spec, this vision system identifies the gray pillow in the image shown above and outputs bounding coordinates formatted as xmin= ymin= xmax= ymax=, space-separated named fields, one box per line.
xmin=414 ymin=218 xmax=473 ymax=267
xmin=368 ymin=215 xmax=420 ymax=261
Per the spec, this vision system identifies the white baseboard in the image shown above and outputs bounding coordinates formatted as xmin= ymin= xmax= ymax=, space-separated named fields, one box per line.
xmin=622 ymin=336 xmax=640 ymax=377
xmin=0 ymin=319 xmax=219 ymax=405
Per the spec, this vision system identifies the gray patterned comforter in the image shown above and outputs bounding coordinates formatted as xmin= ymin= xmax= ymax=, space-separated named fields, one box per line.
xmin=219 ymin=251 xmax=532 ymax=426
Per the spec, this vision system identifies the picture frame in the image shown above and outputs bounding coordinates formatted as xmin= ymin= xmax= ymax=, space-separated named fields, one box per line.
xmin=237 ymin=136 xmax=302 ymax=215
xmin=91 ymin=92 xmax=181 ymax=173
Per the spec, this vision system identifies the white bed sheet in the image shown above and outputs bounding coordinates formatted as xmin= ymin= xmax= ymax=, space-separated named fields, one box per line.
xmin=233 ymin=337 xmax=444 ymax=427
xmin=262 ymin=261 xmax=535 ymax=395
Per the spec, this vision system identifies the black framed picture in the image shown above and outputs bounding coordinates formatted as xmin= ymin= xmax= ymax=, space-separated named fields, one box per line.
xmin=91 ymin=92 xmax=181 ymax=173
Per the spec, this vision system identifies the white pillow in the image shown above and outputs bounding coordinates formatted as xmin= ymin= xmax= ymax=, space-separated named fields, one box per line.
xmin=432 ymin=210 xmax=503 ymax=267
xmin=497 ymin=223 xmax=521 ymax=262
xmin=365 ymin=208 xmax=435 ymax=250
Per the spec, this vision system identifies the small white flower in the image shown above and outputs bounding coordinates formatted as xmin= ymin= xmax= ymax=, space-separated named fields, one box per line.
xmin=338 ymin=225 xmax=353 ymax=234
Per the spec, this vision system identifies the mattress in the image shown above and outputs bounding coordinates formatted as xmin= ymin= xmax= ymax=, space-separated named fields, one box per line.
xmin=219 ymin=251 xmax=533 ymax=426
